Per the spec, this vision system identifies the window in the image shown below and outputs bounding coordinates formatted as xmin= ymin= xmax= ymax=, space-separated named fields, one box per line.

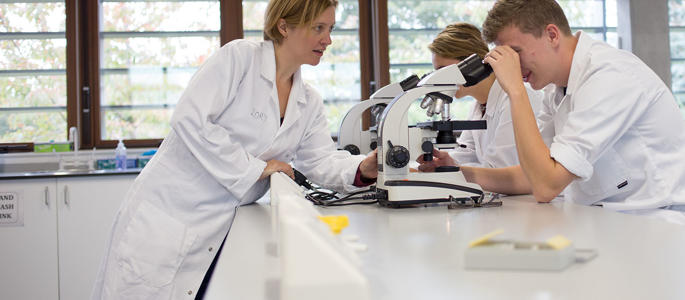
xmin=386 ymin=0 xmax=616 ymax=125
xmin=669 ymin=0 xmax=685 ymax=117
xmin=387 ymin=0 xmax=495 ymax=124
xmin=1 ymin=1 xmax=67 ymax=143
xmin=1 ymin=0 xmax=365 ymax=148
xmin=242 ymin=0 xmax=267 ymax=42
xmin=560 ymin=0 xmax=617 ymax=47
xmin=0 ymin=0 xmax=626 ymax=148
xmin=97 ymin=0 xmax=221 ymax=142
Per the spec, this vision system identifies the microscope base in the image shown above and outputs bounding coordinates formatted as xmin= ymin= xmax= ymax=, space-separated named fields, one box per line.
xmin=377 ymin=194 xmax=481 ymax=208
xmin=375 ymin=172 xmax=485 ymax=208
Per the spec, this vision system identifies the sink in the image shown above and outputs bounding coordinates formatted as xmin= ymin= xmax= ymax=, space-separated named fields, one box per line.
xmin=58 ymin=156 xmax=95 ymax=172
xmin=0 ymin=156 xmax=93 ymax=174
xmin=0 ymin=162 xmax=60 ymax=173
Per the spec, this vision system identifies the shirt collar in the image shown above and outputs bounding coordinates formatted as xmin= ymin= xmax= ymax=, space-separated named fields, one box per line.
xmin=482 ymin=79 xmax=505 ymax=118
xmin=566 ymin=31 xmax=593 ymax=96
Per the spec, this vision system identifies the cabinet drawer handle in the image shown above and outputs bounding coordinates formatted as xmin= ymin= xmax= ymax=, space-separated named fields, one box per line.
xmin=44 ymin=186 xmax=49 ymax=206
xmin=64 ymin=185 xmax=69 ymax=206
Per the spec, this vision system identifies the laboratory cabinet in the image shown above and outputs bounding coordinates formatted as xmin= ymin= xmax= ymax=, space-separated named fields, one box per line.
xmin=0 ymin=178 xmax=59 ymax=300
xmin=0 ymin=174 xmax=136 ymax=300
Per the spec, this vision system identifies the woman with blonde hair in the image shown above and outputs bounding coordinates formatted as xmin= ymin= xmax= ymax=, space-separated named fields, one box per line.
xmin=91 ymin=0 xmax=377 ymax=298
xmin=419 ymin=22 xmax=542 ymax=170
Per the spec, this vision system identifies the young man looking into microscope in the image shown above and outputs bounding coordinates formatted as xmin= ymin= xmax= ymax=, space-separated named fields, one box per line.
xmin=419 ymin=0 xmax=685 ymax=224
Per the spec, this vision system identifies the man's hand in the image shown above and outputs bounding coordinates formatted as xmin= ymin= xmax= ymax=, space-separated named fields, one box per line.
xmin=483 ymin=45 xmax=527 ymax=97
xmin=359 ymin=149 xmax=378 ymax=179
xmin=416 ymin=149 xmax=457 ymax=172
xmin=259 ymin=159 xmax=294 ymax=180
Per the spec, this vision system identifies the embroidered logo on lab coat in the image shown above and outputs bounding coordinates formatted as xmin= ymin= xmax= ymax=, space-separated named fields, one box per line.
xmin=251 ymin=110 xmax=266 ymax=122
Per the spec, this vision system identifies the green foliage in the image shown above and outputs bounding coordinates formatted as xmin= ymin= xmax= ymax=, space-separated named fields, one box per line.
xmin=0 ymin=111 xmax=66 ymax=142
xmin=1 ymin=3 xmax=67 ymax=142
xmin=102 ymin=109 xmax=173 ymax=140
xmin=388 ymin=0 xmax=494 ymax=29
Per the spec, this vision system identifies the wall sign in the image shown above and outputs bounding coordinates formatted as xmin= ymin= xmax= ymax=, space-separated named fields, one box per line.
xmin=0 ymin=191 xmax=23 ymax=226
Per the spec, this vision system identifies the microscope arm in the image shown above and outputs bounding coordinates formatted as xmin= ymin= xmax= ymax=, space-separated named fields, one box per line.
xmin=337 ymin=97 xmax=393 ymax=153
xmin=378 ymin=85 xmax=459 ymax=176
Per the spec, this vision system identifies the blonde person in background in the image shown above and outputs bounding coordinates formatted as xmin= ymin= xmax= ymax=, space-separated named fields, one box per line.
xmin=418 ymin=22 xmax=543 ymax=171
xmin=91 ymin=0 xmax=378 ymax=298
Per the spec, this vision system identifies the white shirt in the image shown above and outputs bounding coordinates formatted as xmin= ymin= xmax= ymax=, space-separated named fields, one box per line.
xmin=92 ymin=40 xmax=364 ymax=299
xmin=540 ymin=32 xmax=685 ymax=211
xmin=449 ymin=80 xmax=542 ymax=168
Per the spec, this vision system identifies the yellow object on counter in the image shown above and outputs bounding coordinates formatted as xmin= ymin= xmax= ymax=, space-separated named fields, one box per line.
xmin=317 ymin=215 xmax=349 ymax=234
xmin=468 ymin=229 xmax=504 ymax=247
xmin=546 ymin=235 xmax=572 ymax=250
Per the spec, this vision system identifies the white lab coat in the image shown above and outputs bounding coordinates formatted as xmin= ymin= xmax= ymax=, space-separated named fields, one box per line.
xmin=540 ymin=32 xmax=685 ymax=215
xmin=449 ymin=80 xmax=542 ymax=168
xmin=91 ymin=39 xmax=364 ymax=299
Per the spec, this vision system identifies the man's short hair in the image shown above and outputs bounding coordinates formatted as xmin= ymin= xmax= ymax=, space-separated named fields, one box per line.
xmin=482 ymin=0 xmax=572 ymax=43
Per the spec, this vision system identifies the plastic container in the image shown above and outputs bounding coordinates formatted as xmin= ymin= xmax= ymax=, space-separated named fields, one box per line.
xmin=115 ymin=139 xmax=127 ymax=170
xmin=138 ymin=149 xmax=157 ymax=169
xmin=97 ymin=159 xmax=117 ymax=170
xmin=34 ymin=142 xmax=71 ymax=153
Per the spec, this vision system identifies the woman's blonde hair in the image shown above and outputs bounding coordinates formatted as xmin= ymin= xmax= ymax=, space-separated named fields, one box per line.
xmin=264 ymin=0 xmax=338 ymax=44
xmin=428 ymin=22 xmax=489 ymax=61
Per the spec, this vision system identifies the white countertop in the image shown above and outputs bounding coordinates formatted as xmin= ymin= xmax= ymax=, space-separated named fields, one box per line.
xmin=204 ymin=194 xmax=685 ymax=300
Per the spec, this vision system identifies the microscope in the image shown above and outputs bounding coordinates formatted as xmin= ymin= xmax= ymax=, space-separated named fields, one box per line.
xmin=375 ymin=54 xmax=492 ymax=207
xmin=337 ymin=74 xmax=420 ymax=155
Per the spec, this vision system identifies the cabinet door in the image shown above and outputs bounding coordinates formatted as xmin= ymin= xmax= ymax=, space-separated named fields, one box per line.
xmin=0 ymin=179 xmax=59 ymax=300
xmin=57 ymin=175 xmax=136 ymax=300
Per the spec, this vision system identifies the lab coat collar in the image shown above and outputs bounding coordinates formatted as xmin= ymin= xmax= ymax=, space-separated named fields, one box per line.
xmin=260 ymin=40 xmax=276 ymax=82
xmin=483 ymin=79 xmax=505 ymax=118
xmin=260 ymin=40 xmax=308 ymax=105
xmin=275 ymin=71 xmax=306 ymax=134
xmin=565 ymin=31 xmax=592 ymax=97
xmin=260 ymin=41 xmax=307 ymax=134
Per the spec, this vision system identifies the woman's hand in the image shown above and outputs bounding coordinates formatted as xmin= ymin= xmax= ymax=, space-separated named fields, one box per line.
xmin=359 ymin=149 xmax=378 ymax=179
xmin=483 ymin=45 xmax=526 ymax=97
xmin=259 ymin=159 xmax=294 ymax=180
xmin=416 ymin=149 xmax=457 ymax=172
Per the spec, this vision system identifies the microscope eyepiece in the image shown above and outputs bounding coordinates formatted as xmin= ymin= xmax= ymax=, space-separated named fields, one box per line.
xmin=457 ymin=53 xmax=493 ymax=87
xmin=399 ymin=74 xmax=421 ymax=91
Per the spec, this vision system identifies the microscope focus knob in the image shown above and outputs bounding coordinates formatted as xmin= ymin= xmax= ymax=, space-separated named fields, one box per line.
xmin=369 ymin=141 xmax=378 ymax=150
xmin=421 ymin=141 xmax=434 ymax=153
xmin=386 ymin=145 xmax=410 ymax=168
xmin=343 ymin=144 xmax=361 ymax=155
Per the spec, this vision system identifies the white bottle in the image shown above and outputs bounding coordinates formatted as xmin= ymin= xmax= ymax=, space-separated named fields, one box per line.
xmin=115 ymin=139 xmax=127 ymax=170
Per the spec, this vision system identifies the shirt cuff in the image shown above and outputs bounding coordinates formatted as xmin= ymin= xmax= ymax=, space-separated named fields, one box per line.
xmin=549 ymin=142 xmax=593 ymax=181
xmin=353 ymin=166 xmax=376 ymax=187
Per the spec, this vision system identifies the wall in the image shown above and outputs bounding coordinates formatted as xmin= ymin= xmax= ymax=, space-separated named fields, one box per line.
xmin=617 ymin=0 xmax=672 ymax=88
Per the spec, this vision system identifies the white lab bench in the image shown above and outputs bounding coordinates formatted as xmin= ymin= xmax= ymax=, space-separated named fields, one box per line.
xmin=204 ymin=194 xmax=685 ymax=300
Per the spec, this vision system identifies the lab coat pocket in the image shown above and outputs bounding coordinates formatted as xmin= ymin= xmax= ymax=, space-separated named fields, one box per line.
xmin=116 ymin=201 xmax=198 ymax=288
xmin=574 ymin=148 xmax=633 ymax=204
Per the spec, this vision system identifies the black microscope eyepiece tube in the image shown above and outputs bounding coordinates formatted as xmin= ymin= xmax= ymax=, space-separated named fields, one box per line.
xmin=399 ymin=74 xmax=421 ymax=91
xmin=458 ymin=53 xmax=493 ymax=87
